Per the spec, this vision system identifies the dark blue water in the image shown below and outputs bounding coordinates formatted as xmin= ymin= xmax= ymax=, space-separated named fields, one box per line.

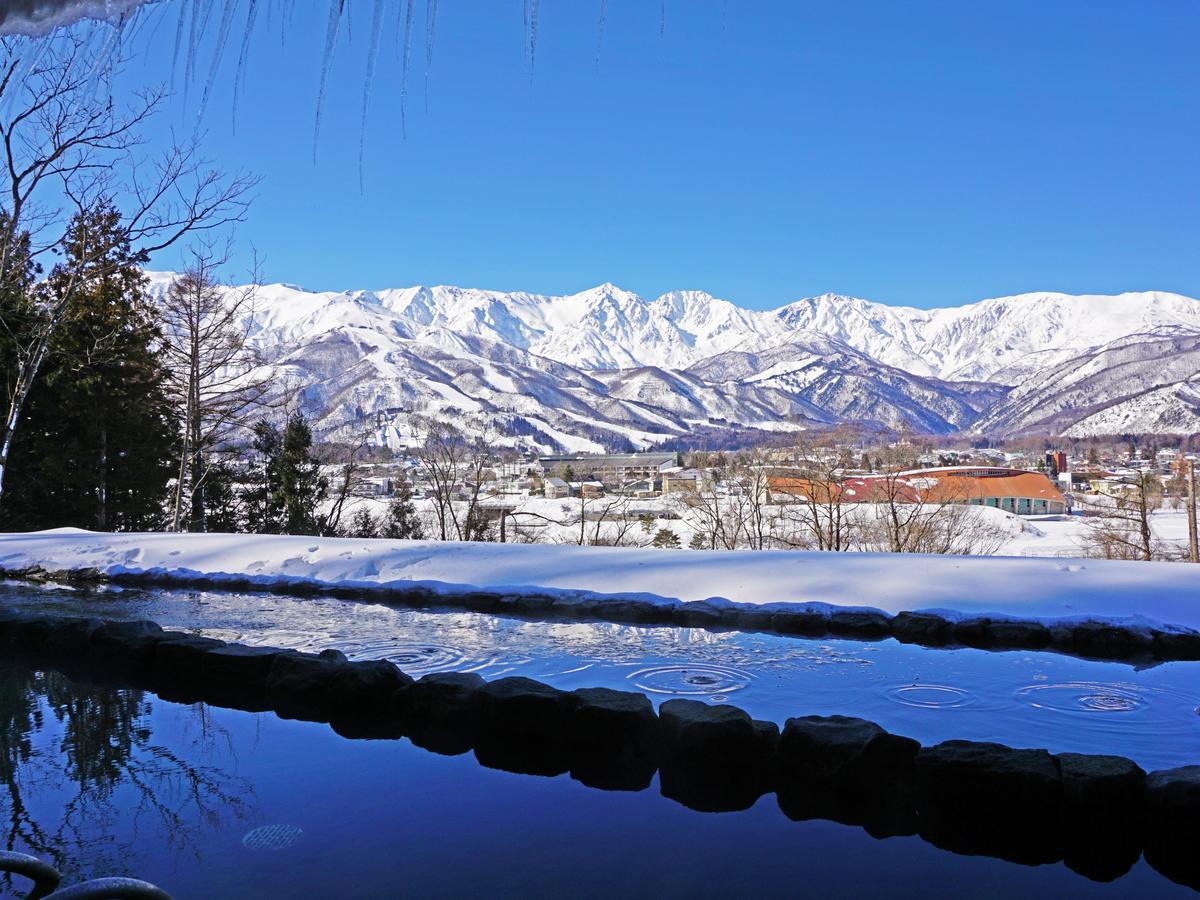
xmin=0 ymin=665 xmax=1191 ymax=899
xmin=2 ymin=582 xmax=1198 ymax=771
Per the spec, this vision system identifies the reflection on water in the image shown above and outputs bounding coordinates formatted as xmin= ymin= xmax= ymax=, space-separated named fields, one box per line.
xmin=0 ymin=665 xmax=1192 ymax=898
xmin=0 ymin=664 xmax=254 ymax=894
xmin=2 ymin=583 xmax=1200 ymax=770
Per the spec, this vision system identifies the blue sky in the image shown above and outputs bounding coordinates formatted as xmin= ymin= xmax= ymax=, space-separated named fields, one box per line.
xmin=122 ymin=0 xmax=1200 ymax=310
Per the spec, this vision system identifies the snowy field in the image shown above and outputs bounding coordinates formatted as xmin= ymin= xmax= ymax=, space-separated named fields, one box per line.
xmin=345 ymin=494 xmax=1195 ymax=560
xmin=1 ymin=528 xmax=1199 ymax=633
xmin=1001 ymin=508 xmax=1193 ymax=557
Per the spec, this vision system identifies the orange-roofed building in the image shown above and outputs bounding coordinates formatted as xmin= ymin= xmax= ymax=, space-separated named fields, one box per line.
xmin=899 ymin=466 xmax=1065 ymax=515
xmin=768 ymin=466 xmax=1065 ymax=516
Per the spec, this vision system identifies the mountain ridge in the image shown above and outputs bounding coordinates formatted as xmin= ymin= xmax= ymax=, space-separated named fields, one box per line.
xmin=143 ymin=272 xmax=1200 ymax=447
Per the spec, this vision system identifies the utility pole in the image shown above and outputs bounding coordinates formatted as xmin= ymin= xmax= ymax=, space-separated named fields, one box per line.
xmin=1187 ymin=459 xmax=1199 ymax=564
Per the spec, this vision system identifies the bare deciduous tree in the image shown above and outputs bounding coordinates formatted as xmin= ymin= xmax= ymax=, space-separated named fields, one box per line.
xmin=160 ymin=243 xmax=270 ymax=531
xmin=1080 ymin=472 xmax=1164 ymax=561
xmin=0 ymin=36 xmax=256 ymax=508
xmin=410 ymin=414 xmax=495 ymax=541
xmin=770 ymin=440 xmax=857 ymax=551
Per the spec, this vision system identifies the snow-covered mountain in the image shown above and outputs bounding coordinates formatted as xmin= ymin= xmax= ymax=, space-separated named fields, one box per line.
xmin=973 ymin=328 xmax=1200 ymax=437
xmin=773 ymin=290 xmax=1200 ymax=381
xmin=208 ymin=277 xmax=1200 ymax=378
xmin=144 ymin=273 xmax=1200 ymax=447
xmin=687 ymin=333 xmax=1008 ymax=434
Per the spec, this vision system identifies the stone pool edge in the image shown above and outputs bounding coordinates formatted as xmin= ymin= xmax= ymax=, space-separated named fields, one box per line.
xmin=1 ymin=610 xmax=1199 ymax=892
xmin=6 ymin=563 xmax=1200 ymax=664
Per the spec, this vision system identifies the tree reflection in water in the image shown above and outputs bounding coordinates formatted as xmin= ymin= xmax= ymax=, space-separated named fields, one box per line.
xmin=0 ymin=663 xmax=255 ymax=890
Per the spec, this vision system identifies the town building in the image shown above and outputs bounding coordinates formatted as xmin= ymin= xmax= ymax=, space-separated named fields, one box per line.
xmin=902 ymin=466 xmax=1066 ymax=515
xmin=768 ymin=466 xmax=1066 ymax=515
xmin=662 ymin=469 xmax=702 ymax=494
xmin=543 ymin=477 xmax=571 ymax=499
xmin=537 ymin=452 xmax=678 ymax=486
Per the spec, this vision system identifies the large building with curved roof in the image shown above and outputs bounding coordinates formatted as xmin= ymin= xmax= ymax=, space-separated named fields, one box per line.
xmin=768 ymin=466 xmax=1066 ymax=516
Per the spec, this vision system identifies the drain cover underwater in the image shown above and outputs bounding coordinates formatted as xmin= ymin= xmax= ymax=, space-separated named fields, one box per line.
xmin=242 ymin=824 xmax=304 ymax=850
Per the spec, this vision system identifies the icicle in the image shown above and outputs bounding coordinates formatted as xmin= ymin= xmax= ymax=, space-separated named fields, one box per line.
xmin=313 ymin=0 xmax=346 ymax=162
xmin=359 ymin=0 xmax=387 ymax=190
xmin=232 ymin=0 xmax=259 ymax=134
xmin=400 ymin=0 xmax=415 ymax=139
xmin=2 ymin=26 xmax=65 ymax=115
xmin=86 ymin=12 xmax=132 ymax=81
xmin=197 ymin=0 xmax=217 ymax=34
xmin=424 ymin=0 xmax=439 ymax=114
xmin=595 ymin=0 xmax=606 ymax=72
xmin=183 ymin=0 xmax=203 ymax=100
xmin=529 ymin=0 xmax=540 ymax=78
xmin=168 ymin=2 xmax=186 ymax=87
xmin=660 ymin=0 xmax=665 ymax=37
xmin=196 ymin=0 xmax=237 ymax=125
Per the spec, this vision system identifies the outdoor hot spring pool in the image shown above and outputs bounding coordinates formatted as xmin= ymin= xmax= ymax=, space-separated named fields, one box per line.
xmin=1 ymin=581 xmax=1198 ymax=897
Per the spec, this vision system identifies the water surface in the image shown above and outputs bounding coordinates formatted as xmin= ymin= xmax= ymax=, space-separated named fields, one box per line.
xmin=0 ymin=664 xmax=1192 ymax=898
xmin=3 ymin=582 xmax=1198 ymax=771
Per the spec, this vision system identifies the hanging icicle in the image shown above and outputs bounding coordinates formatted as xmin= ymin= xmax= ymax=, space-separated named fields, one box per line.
xmin=522 ymin=0 xmax=529 ymax=61
xmin=196 ymin=0 xmax=237 ymax=125
xmin=170 ymin=1 xmax=188 ymax=88
xmin=424 ymin=0 xmax=439 ymax=114
xmin=399 ymin=0 xmax=415 ymax=139
xmin=529 ymin=0 xmax=540 ymax=79
xmin=232 ymin=0 xmax=260 ymax=134
xmin=313 ymin=0 xmax=347 ymax=162
xmin=595 ymin=0 xmax=606 ymax=72
xmin=359 ymin=0 xmax=387 ymax=188
xmin=660 ymin=0 xmax=666 ymax=37
xmin=183 ymin=0 xmax=203 ymax=100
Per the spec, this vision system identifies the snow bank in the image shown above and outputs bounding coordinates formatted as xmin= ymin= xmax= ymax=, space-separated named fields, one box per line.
xmin=1 ymin=530 xmax=1199 ymax=634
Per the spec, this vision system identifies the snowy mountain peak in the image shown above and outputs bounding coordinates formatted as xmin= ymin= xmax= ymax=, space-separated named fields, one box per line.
xmin=140 ymin=271 xmax=1200 ymax=445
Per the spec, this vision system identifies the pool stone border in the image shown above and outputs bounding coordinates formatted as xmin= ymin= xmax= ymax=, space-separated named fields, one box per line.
xmin=1 ymin=610 xmax=1199 ymax=891
xmin=5 ymin=563 xmax=1200 ymax=664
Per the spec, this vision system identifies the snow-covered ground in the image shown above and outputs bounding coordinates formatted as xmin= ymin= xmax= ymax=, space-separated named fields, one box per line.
xmin=344 ymin=494 xmax=1193 ymax=560
xmin=2 ymin=528 xmax=1199 ymax=633
xmin=1000 ymin=508 xmax=1192 ymax=557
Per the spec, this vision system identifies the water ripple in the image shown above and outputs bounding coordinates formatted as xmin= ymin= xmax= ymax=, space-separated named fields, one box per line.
xmin=627 ymin=664 xmax=754 ymax=697
xmin=1016 ymin=681 xmax=1146 ymax=714
xmin=885 ymin=684 xmax=975 ymax=709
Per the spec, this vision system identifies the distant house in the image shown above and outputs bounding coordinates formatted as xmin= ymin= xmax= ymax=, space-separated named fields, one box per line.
xmin=662 ymin=469 xmax=702 ymax=494
xmin=577 ymin=481 xmax=605 ymax=498
xmin=538 ymin=452 xmax=677 ymax=486
xmin=543 ymin=477 xmax=571 ymax=499
xmin=620 ymin=478 xmax=660 ymax=497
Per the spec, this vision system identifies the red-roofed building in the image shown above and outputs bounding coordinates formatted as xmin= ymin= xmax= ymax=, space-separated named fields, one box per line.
xmin=768 ymin=466 xmax=1065 ymax=515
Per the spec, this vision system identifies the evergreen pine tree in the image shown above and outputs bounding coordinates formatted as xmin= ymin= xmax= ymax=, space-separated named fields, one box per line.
xmin=383 ymin=475 xmax=424 ymax=539
xmin=0 ymin=206 xmax=177 ymax=531
xmin=652 ymin=528 xmax=681 ymax=548
xmin=241 ymin=419 xmax=283 ymax=534
xmin=462 ymin=505 xmax=492 ymax=542
xmin=276 ymin=412 xmax=327 ymax=535
xmin=344 ymin=506 xmax=380 ymax=538
xmin=202 ymin=461 xmax=241 ymax=533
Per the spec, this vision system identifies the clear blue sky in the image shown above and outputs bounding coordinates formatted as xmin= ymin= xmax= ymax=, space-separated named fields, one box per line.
xmin=123 ymin=0 xmax=1200 ymax=310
